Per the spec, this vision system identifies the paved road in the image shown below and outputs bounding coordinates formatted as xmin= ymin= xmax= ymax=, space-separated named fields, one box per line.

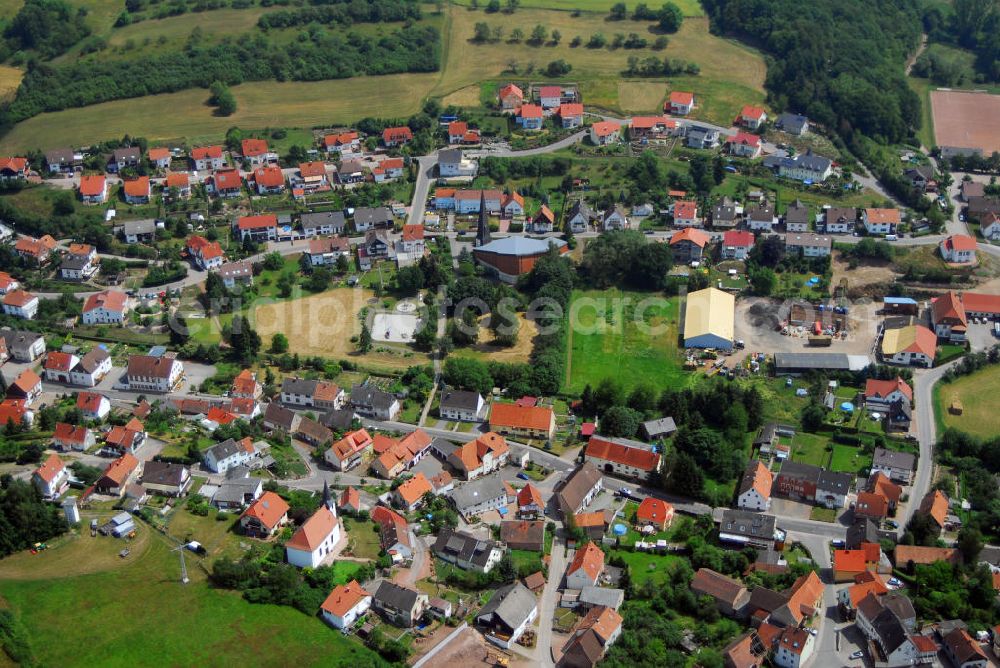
xmin=531 ymin=530 xmax=565 ymax=668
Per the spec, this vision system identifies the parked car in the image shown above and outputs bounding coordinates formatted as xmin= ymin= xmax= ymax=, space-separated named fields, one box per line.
xmin=850 ymin=651 xmax=864 ymax=660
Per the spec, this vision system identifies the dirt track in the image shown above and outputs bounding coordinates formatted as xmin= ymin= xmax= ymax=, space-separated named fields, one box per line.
xmin=931 ymin=90 xmax=1000 ymax=154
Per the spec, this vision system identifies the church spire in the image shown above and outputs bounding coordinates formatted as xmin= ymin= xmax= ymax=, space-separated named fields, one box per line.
xmin=322 ymin=479 xmax=332 ymax=510
xmin=476 ymin=190 xmax=491 ymax=247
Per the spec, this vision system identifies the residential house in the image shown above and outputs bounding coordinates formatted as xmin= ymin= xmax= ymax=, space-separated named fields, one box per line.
xmin=438 ymin=390 xmax=486 ymax=422
xmin=602 ymin=204 xmax=629 ymax=231
xmin=864 ymin=379 xmax=912 ymax=413
xmin=281 ymin=378 xmax=345 ymax=411
xmin=566 ymin=200 xmax=597 ymax=233
xmin=253 ymin=165 xmax=285 ymax=195
xmin=400 ymin=224 xmax=425 ymax=254
xmin=672 ymin=200 xmax=700 ymax=228
xmin=942 ymin=628 xmax=989 ymax=668
xmin=76 ymin=391 xmax=111 ymax=420
xmin=322 ymin=131 xmax=361 ymax=158
xmin=240 ymin=491 xmax=290 ymax=538
xmin=447 ymin=474 xmax=508 ymax=519
xmin=208 ymin=168 xmax=242 ymax=198
xmin=338 ymin=486 xmax=363 ymax=515
xmin=870 ymin=447 xmax=915 ymax=484
xmin=70 ymin=348 xmax=112 ymax=387
xmin=583 ymin=435 xmax=662 ymax=481
xmin=0 ymin=273 xmax=19 ymax=297
xmin=52 ymin=422 xmax=94 ymax=451
xmin=382 ymin=127 xmax=413 ymax=147
xmin=501 ymin=519 xmax=545 ymax=552
xmin=109 ymin=147 xmax=140 ymax=173
xmin=33 ymin=454 xmax=69 ymax=498
xmin=94 ymin=453 xmax=140 ymax=496
xmin=516 ymin=104 xmax=544 ymax=130
xmin=785 ymin=233 xmax=832 ymax=257
xmin=286 ymin=490 xmax=341 ymax=568
xmin=448 ymin=120 xmax=473 ymax=144
xmin=567 ymin=542 xmax=605 ymax=590
xmin=766 ymin=151 xmax=833 ymax=182
xmin=722 ymin=230 xmax=755 ymax=260
xmin=393 ymin=473 xmax=434 ymax=512
xmin=103 ymin=418 xmax=146 ymax=455
xmin=738 ymin=105 xmax=768 ymax=130
xmin=371 ymin=580 xmax=427 ymax=626
xmin=727 ymin=132 xmax=762 ymax=158
xmin=240 ymin=138 xmax=271 ymax=167
xmin=78 ymin=174 xmax=108 ymax=204
xmin=140 ymin=461 xmax=193 ymax=497
xmin=640 ymin=417 xmax=677 ymax=441
xmin=686 ymin=125 xmax=720 ymax=149
xmin=784 ymin=200 xmax=811 ymax=232
xmin=931 ymin=291 xmax=967 ymax=342
xmin=353 ymin=206 xmax=394 ymax=232
xmin=373 ymin=157 xmax=405 ymax=182
xmin=2 ymin=290 xmax=39 ymax=320
xmin=477 ymin=582 xmax=538 ymax=649
xmin=301 ymin=211 xmax=346 ymax=239
xmin=918 ymin=490 xmax=949 ymax=534
xmin=530 ymin=205 xmax=556 ymax=233
xmin=636 ymin=497 xmax=674 ymax=531
xmin=204 ymin=437 xmax=264 ymax=474
xmin=556 ymin=463 xmax=603 ymax=518
xmin=499 ymin=83 xmax=524 ymax=110
xmin=669 ymin=227 xmax=710 ymax=264
xmin=718 ymin=509 xmax=779 ymax=550
xmin=904 ymin=165 xmax=936 ymax=192
xmin=186 ymin=235 xmax=225 ymax=270
xmin=82 ymin=290 xmax=129 ymax=325
xmin=372 ymin=430 xmax=433 ymax=479
xmin=320 ymin=580 xmax=372 ymax=630
xmin=43 ymin=351 xmax=79 ymax=384
xmin=558 ymin=606 xmax=623 ymax=667
xmin=667 ymin=91 xmax=695 ymax=115
xmin=738 ymin=460 xmax=773 ymax=512
xmin=832 ymin=544 xmax=881 ymax=582
xmin=125 ymin=354 xmax=182 ymax=393
xmin=191 ymin=145 xmax=225 ymax=171
xmin=305 ymin=237 xmax=350 ymax=267
xmin=123 ymin=176 xmax=151 ymax=204
xmin=117 ymin=219 xmax=156 ymax=244
xmin=14 ymin=235 xmax=56 ymax=265
xmin=691 ymin=568 xmax=750 ymax=618
xmin=218 ymin=261 xmax=253 ymax=289
xmin=862 ymin=208 xmax=901 ymax=236
xmin=433 ymin=527 xmax=505 ymax=573
xmin=236 ymin=214 xmax=278 ymax=242
xmin=775 ymin=113 xmax=809 ymax=135
xmin=939 ymin=234 xmax=977 ymax=264
xmin=711 ymin=197 xmax=740 ymax=229
xmin=490 ymin=403 xmax=555 ymax=441
xmin=439 ymin=149 xmax=478 ymax=178
xmin=45 ymin=148 xmax=79 ymax=174
xmin=774 ymin=626 xmax=814 ymax=668
xmin=894 ymin=545 xmax=961 ymax=571
xmin=263 ymin=402 xmax=300 ymax=433
xmin=881 ymin=324 xmax=936 ymax=368
xmin=747 ymin=203 xmax=778 ymax=232
xmin=59 ymin=243 xmax=99 ymax=281
xmin=537 ymin=85 xmax=562 ymax=109
xmin=517 ymin=484 xmax=545 ymax=519
xmin=816 ymin=469 xmax=853 ymax=508
xmin=558 ymin=103 xmax=584 ymax=128
xmin=294 ymin=416 xmax=333 ymax=447
xmin=628 ymin=115 xmax=680 ymax=143
xmin=325 ymin=428 xmax=373 ymax=472
xmin=147 ymin=147 xmax=171 ymax=170
xmin=371 ymin=506 xmax=412 ymax=562
xmin=501 ymin=192 xmax=525 ymax=218
xmin=7 ymin=369 xmax=42 ymax=403
xmin=589 ymin=121 xmax=622 ymax=146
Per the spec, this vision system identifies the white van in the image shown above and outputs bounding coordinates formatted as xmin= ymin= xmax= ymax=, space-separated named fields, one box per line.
xmin=885 ymin=234 xmax=898 ymax=241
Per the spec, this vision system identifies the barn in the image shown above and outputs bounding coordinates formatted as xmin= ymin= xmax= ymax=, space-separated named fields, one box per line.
xmin=683 ymin=287 xmax=735 ymax=350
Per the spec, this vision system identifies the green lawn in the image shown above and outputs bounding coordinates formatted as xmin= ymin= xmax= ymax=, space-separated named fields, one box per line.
xmin=564 ymin=288 xmax=687 ymax=394
xmin=809 ymin=507 xmax=837 ymax=523
xmin=935 ymin=364 xmax=1000 ymax=440
xmin=790 ymin=432 xmax=830 ymax=468
xmin=607 ymin=549 xmax=682 ymax=586
xmin=0 ymin=535 xmax=384 ymax=667
xmin=344 ymin=519 xmax=383 ymax=560
xmin=829 ymin=444 xmax=868 ymax=475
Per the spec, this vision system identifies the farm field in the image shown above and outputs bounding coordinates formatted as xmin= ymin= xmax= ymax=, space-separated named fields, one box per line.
xmin=564 ymin=288 xmax=686 ymax=394
xmin=0 ymin=65 xmax=22 ymax=103
xmin=935 ymin=365 xmax=1000 ymax=439
xmin=252 ymin=288 xmax=432 ymax=371
xmin=453 ymin=0 xmax=704 ymax=14
xmin=0 ymin=534 xmax=383 ymax=667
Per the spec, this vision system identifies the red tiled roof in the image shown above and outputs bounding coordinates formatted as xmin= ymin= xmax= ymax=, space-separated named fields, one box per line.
xmin=669 ymin=91 xmax=694 ymax=105
xmin=10 ymin=369 xmax=41 ymax=395
xmin=636 ymin=497 xmax=673 ymax=525
xmin=192 ymin=145 xmax=223 ymax=160
xmin=299 ymin=161 xmax=327 ymax=178
xmin=558 ymin=103 xmax=584 ymax=117
xmin=855 ymin=491 xmax=888 ymax=518
xmin=165 ymin=172 xmax=189 ymax=188
xmin=567 ymin=541 xmax=604 ymax=581
xmin=591 ymin=120 xmax=621 ymax=137
xmin=919 ymin=490 xmax=949 ymax=527
xmin=865 ymin=208 xmax=901 ymax=225
xmin=402 ymin=224 xmax=424 ymax=242
xmin=833 ymin=549 xmax=868 ymax=573
xmin=238 ymin=214 xmax=278 ymax=231
xmin=538 ymin=85 xmax=561 ymax=98
xmin=670 ymin=227 xmax=709 ymax=248
xmin=0 ymin=157 xmax=27 ymax=173
xmin=241 ymin=138 xmax=268 ymax=157
xmin=448 ymin=121 xmax=468 ymax=136
xmin=518 ymin=104 xmax=543 ymax=119
xmin=932 ymin=291 xmax=967 ymax=326
xmin=961 ymin=291 xmax=1000 ymax=315
xmin=729 ymin=131 xmax=761 ymax=147
xmin=864 ymin=377 xmax=912 ymax=402
xmin=517 ymin=483 xmax=544 ymax=509
xmin=35 ymin=453 xmax=64 ymax=484
xmin=340 ymin=486 xmax=362 ymax=511
xmin=254 ymin=165 xmax=284 ymax=188
xmin=83 ymin=290 xmax=128 ymax=314
xmin=382 ymin=126 xmax=413 ymax=142
xmin=585 ymin=436 xmax=660 ymax=472
xmin=944 ymin=234 xmax=977 ymax=252
xmin=3 ymin=289 xmax=37 ymax=307
xmin=101 ymin=453 xmax=139 ymax=486
xmin=148 ymin=147 xmax=170 ymax=161
xmin=242 ymin=491 xmax=290 ymax=530
xmin=490 ymin=403 xmax=553 ymax=432
xmin=499 ymin=83 xmax=523 ymax=100
xmin=54 ymin=422 xmax=88 ymax=445
xmin=674 ymin=200 xmax=698 ymax=219
xmin=395 ymin=473 xmax=433 ymax=507
xmin=79 ymin=174 xmax=106 ymax=197
xmin=321 ymin=580 xmax=371 ymax=617
xmin=45 ymin=351 xmax=76 ymax=372
xmin=76 ymin=391 xmax=106 ymax=414
xmin=740 ymin=105 xmax=766 ymax=120
xmin=212 ymin=168 xmax=242 ymax=190
xmin=323 ymin=131 xmax=358 ymax=148
xmin=724 ymin=230 xmax=755 ymax=247
xmin=286 ymin=505 xmax=337 ymax=551
xmin=123 ymin=176 xmax=150 ymax=197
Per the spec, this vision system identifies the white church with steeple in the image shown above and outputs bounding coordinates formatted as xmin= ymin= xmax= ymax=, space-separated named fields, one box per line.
xmin=285 ymin=481 xmax=342 ymax=568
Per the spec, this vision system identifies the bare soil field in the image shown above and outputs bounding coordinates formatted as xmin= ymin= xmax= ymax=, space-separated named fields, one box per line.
xmin=831 ymin=256 xmax=898 ymax=298
xmin=426 ymin=626 xmax=496 ymax=667
xmin=251 ymin=288 xmax=431 ymax=370
xmin=930 ymin=90 xmax=1000 ymax=154
xmin=734 ymin=297 xmax=880 ymax=357
xmin=452 ymin=313 xmax=537 ymax=364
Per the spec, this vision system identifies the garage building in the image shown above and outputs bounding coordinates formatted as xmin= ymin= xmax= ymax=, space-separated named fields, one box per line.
xmin=683 ymin=287 xmax=735 ymax=350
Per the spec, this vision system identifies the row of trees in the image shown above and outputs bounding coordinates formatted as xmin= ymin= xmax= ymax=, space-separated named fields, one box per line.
xmin=257 ymin=0 xmax=422 ymax=30
xmin=472 ymin=22 xmax=561 ymax=46
xmin=608 ymin=1 xmax=684 ymax=33
xmin=4 ymin=26 xmax=441 ymax=124
xmin=623 ymin=55 xmax=699 ymax=77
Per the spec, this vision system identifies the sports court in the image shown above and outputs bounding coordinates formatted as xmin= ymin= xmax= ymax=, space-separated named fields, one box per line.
xmin=930 ymin=90 xmax=1000 ymax=154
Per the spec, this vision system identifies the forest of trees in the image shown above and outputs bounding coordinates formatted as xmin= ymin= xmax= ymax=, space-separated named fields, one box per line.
xmin=701 ymin=0 xmax=923 ymax=145
xmin=1 ymin=0 xmax=90 ymax=60
xmin=2 ymin=25 xmax=439 ymax=125
xmin=256 ymin=0 xmax=422 ymax=30
xmin=0 ymin=476 xmax=68 ymax=558
xmin=922 ymin=0 xmax=1000 ymax=83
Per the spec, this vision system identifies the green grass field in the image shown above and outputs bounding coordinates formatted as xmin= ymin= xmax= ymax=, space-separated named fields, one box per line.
xmin=564 ymin=288 xmax=686 ymax=394
xmin=453 ymin=0 xmax=704 ymax=15
xmin=0 ymin=531 xmax=384 ymax=667
xmin=607 ymin=549 xmax=682 ymax=585
xmin=830 ymin=443 xmax=867 ymax=474
xmin=790 ymin=432 xmax=830 ymax=468
xmin=935 ymin=365 xmax=1000 ymax=440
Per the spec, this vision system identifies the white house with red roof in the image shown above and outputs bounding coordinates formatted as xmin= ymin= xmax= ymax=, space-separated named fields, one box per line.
xmin=538 ymin=85 xmax=562 ymax=109
xmin=584 ymin=435 xmax=662 ymax=481
xmin=123 ymin=176 xmax=151 ymax=204
xmin=76 ymin=391 xmax=111 ymax=420
xmin=566 ymin=541 xmax=605 ymax=590
xmin=2 ymin=289 xmax=39 ymax=319
xmin=253 ymin=165 xmax=285 ymax=195
xmin=186 ymin=235 xmax=225 ymax=270
xmin=629 ymin=116 xmax=681 ymax=143
xmin=516 ymin=104 xmax=544 ymax=130
xmin=382 ymin=126 xmax=413 ymax=147
xmin=286 ymin=485 xmax=341 ymax=568
xmin=448 ymin=121 xmax=470 ymax=144
xmin=590 ymin=121 xmax=622 ymax=146
xmin=400 ymin=224 xmax=425 ymax=254
xmin=208 ymin=168 xmax=242 ymax=198
xmin=501 ymin=192 xmax=525 ymax=218
xmin=82 ymin=290 xmax=130 ymax=325
xmin=53 ymin=422 xmax=95 ymax=451
xmin=164 ymin=172 xmax=191 ymax=199
xmin=32 ymin=454 xmax=69 ymax=498
xmin=373 ymin=157 xmax=404 ymax=183
xmin=727 ymin=132 xmax=762 ymax=158
xmin=738 ymin=105 xmax=768 ymax=130
xmin=79 ymin=174 xmax=108 ymax=204
xmin=0 ymin=157 xmax=28 ymax=180
xmin=980 ymin=212 xmax=1000 ymax=240
xmin=499 ymin=83 xmax=524 ymax=110
xmin=321 ymin=580 xmax=372 ymax=629
xmin=43 ymin=351 xmax=79 ymax=384
xmin=240 ymin=491 xmax=290 ymax=538
xmin=0 ymin=272 xmax=18 ymax=296
xmin=774 ymin=626 xmax=815 ymax=668
xmin=864 ymin=377 xmax=912 ymax=410
xmin=667 ymin=91 xmax=695 ymax=115
xmin=147 ymin=147 xmax=171 ymax=170
xmin=939 ymin=234 xmax=977 ymax=264
xmin=8 ymin=369 xmax=41 ymax=404
xmin=191 ymin=145 xmax=226 ymax=171
xmin=236 ymin=214 xmax=278 ymax=242
xmin=323 ymin=131 xmax=361 ymax=158
xmin=241 ymin=138 xmax=271 ymax=167
xmin=672 ymin=200 xmax=700 ymax=228
xmin=721 ymin=230 xmax=755 ymax=260
xmin=557 ymin=103 xmax=584 ymax=128
xmin=636 ymin=497 xmax=674 ymax=531
xmin=862 ymin=208 xmax=901 ymax=236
